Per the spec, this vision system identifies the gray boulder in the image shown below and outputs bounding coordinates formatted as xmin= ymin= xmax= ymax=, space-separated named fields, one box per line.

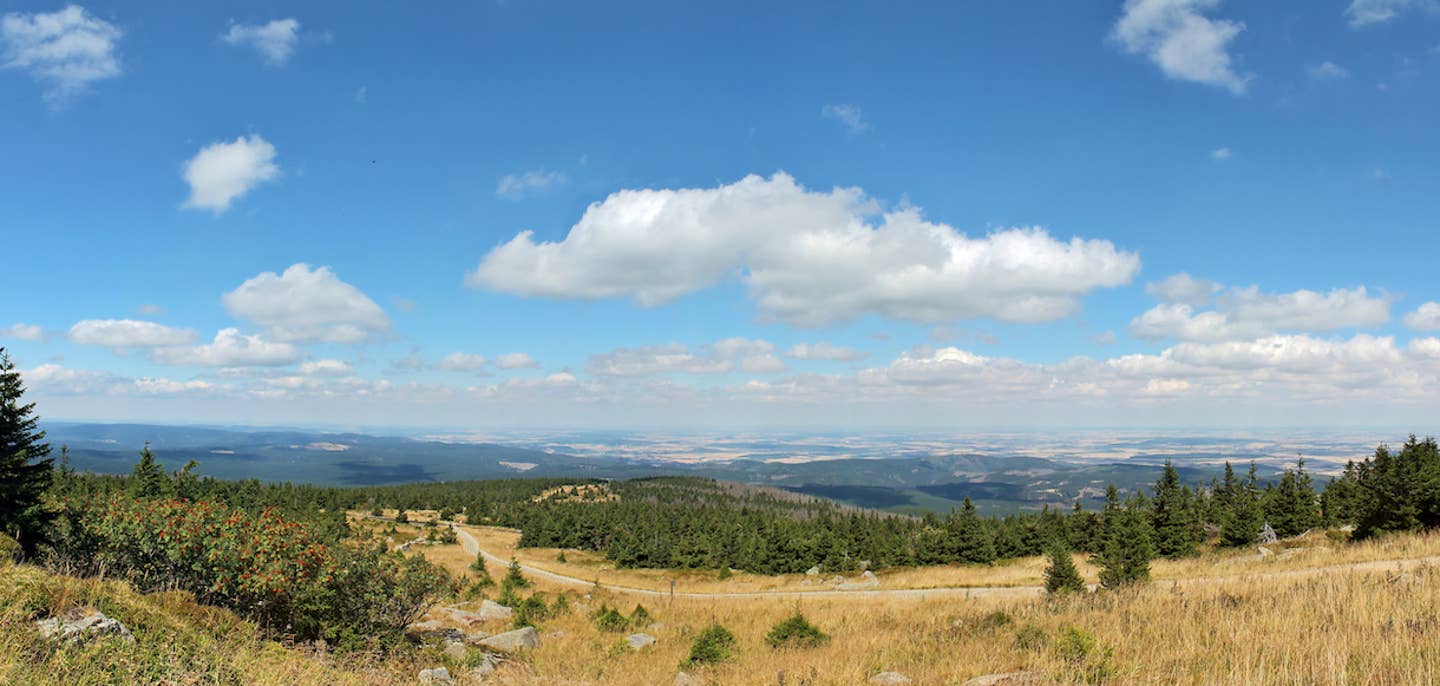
xmin=626 ymin=633 xmax=657 ymax=650
xmin=674 ymin=672 xmax=704 ymax=686
xmin=870 ymin=673 xmax=912 ymax=685
xmin=961 ymin=673 xmax=1044 ymax=686
xmin=471 ymin=654 xmax=497 ymax=679
xmin=35 ymin=609 xmax=134 ymax=645
xmin=443 ymin=640 xmax=468 ymax=660
xmin=477 ymin=600 xmax=513 ymax=621
xmin=418 ymin=667 xmax=452 ymax=684
xmin=444 ymin=607 xmax=485 ymax=626
xmin=805 ymin=566 xmax=820 ymax=576
xmin=478 ymin=627 xmax=541 ymax=653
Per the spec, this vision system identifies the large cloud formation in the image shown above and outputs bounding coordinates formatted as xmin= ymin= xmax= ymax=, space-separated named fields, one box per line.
xmin=468 ymin=173 xmax=1139 ymax=327
xmin=222 ymin=263 xmax=390 ymax=343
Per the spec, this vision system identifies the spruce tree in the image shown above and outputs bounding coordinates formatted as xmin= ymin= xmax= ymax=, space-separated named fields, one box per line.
xmin=1150 ymin=461 xmax=1198 ymax=557
xmin=1220 ymin=462 xmax=1264 ymax=547
xmin=951 ymin=498 xmax=997 ymax=564
xmin=130 ymin=443 xmax=169 ymax=499
xmin=0 ymin=348 xmax=54 ymax=554
xmin=1267 ymin=457 xmax=1319 ymax=538
xmin=1094 ymin=485 xmax=1154 ymax=588
xmin=1044 ymin=542 xmax=1086 ymax=595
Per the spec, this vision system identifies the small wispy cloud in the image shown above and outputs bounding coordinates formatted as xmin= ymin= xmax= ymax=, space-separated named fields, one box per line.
xmin=1307 ymin=61 xmax=1351 ymax=81
xmin=354 ymin=85 xmax=367 ymax=103
xmin=0 ymin=5 xmax=123 ymax=105
xmin=821 ymin=104 xmax=871 ymax=135
xmin=221 ymin=18 xmax=300 ymax=65
xmin=1345 ymin=0 xmax=1436 ymax=28
xmin=496 ymin=169 xmax=567 ymax=200
xmin=1211 ymin=147 xmax=1232 ymax=161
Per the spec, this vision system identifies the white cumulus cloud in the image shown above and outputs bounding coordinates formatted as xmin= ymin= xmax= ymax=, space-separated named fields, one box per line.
xmin=436 ymin=353 xmax=488 ymax=372
xmin=469 ymin=173 xmax=1139 ymax=327
xmin=494 ymin=353 xmax=539 ymax=370
xmin=222 ymin=263 xmax=390 ymax=343
xmin=152 ymin=328 xmax=300 ymax=367
xmin=784 ymin=342 xmax=869 ymax=362
xmin=181 ymin=134 xmax=280 ymax=213
xmin=1110 ymin=0 xmax=1252 ymax=94
xmin=1 ymin=323 xmax=44 ymax=341
xmin=588 ymin=338 xmax=785 ymax=376
xmin=1131 ymin=284 xmax=1391 ymax=341
xmin=1404 ymin=302 xmax=1440 ymax=330
xmin=221 ymin=18 xmax=300 ymax=65
xmin=1 ymin=5 xmax=122 ymax=104
xmin=68 ymin=319 xmax=196 ymax=348
xmin=298 ymin=359 xmax=354 ymax=376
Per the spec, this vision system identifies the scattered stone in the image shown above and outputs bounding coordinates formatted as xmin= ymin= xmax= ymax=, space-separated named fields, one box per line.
xmin=674 ymin=672 xmax=704 ymax=686
xmin=477 ymin=600 xmax=513 ymax=621
xmin=861 ymin=570 xmax=877 ymax=581
xmin=1256 ymin=546 xmax=1274 ymax=559
xmin=478 ymin=627 xmax=541 ymax=653
xmin=626 ymin=633 xmax=656 ymax=650
xmin=471 ymin=654 xmax=497 ymax=679
xmin=869 ymin=672 xmax=912 ymax=685
xmin=801 ymin=579 xmax=813 ymax=586
xmin=828 ymin=575 xmax=845 ymax=585
xmin=961 ymin=673 xmax=1045 ymax=686
xmin=858 ymin=560 xmax=871 ymax=570
xmin=35 ymin=609 xmax=134 ymax=645
xmin=444 ymin=607 xmax=485 ymax=626
xmin=463 ymin=630 xmax=492 ymax=645
xmin=405 ymin=620 xmax=464 ymax=643
xmin=805 ymin=566 xmax=821 ymax=576
xmin=418 ymin=667 xmax=452 ymax=684
xmin=443 ymin=640 xmax=468 ymax=660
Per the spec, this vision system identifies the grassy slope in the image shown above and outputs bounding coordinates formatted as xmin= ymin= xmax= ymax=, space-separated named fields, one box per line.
xmin=0 ymin=563 xmax=421 ymax=686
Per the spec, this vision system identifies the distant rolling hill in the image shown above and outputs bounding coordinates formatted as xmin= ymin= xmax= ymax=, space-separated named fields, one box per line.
xmin=43 ymin=422 xmax=1259 ymax=514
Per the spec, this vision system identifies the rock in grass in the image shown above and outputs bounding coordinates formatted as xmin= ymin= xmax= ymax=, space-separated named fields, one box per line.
xmin=471 ymin=654 xmax=497 ymax=679
xmin=626 ymin=633 xmax=656 ymax=649
xmin=35 ymin=609 xmax=134 ymax=645
xmin=477 ymin=600 xmax=513 ymax=621
xmin=869 ymin=672 xmax=912 ymax=685
xmin=477 ymin=626 xmax=541 ymax=653
xmin=674 ymin=672 xmax=704 ymax=686
xmin=418 ymin=666 xmax=452 ymax=684
xmin=443 ymin=639 xmax=468 ymax=660
xmin=961 ymin=673 xmax=1045 ymax=686
xmin=405 ymin=620 xmax=463 ymax=643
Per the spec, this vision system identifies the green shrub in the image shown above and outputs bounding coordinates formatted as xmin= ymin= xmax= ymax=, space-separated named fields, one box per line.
xmin=1045 ymin=545 xmax=1087 ymax=595
xmin=1014 ymin=623 xmax=1047 ymax=651
xmin=684 ymin=623 xmax=736 ymax=666
xmin=47 ymin=494 xmax=452 ymax=644
xmin=630 ymin=604 xmax=652 ymax=626
xmin=764 ymin=612 xmax=829 ymax=648
xmin=1054 ymin=626 xmax=1115 ymax=684
xmin=0 ymin=532 xmax=20 ymax=565
xmin=513 ymin=595 xmax=548 ymax=628
xmin=394 ymin=510 xmax=409 ymax=524
xmin=716 ymin=567 xmax=732 ymax=580
xmin=591 ymin=604 xmax=630 ymax=632
xmin=502 ymin=559 xmax=529 ymax=589
xmin=556 ymin=550 xmax=567 ymax=563
xmin=551 ymin=593 xmax=572 ymax=616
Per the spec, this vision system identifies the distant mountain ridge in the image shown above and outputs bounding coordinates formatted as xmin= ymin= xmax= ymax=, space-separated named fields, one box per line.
xmin=42 ymin=422 xmax=1262 ymax=514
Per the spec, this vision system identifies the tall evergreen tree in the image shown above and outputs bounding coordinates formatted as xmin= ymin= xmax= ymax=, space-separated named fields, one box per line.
xmin=130 ymin=443 xmax=169 ymax=499
xmin=1267 ymin=457 xmax=1319 ymax=538
xmin=1351 ymin=436 xmax=1440 ymax=539
xmin=1044 ymin=542 xmax=1086 ymax=595
xmin=0 ymin=348 xmax=54 ymax=554
xmin=1220 ymin=462 xmax=1264 ymax=547
xmin=1150 ymin=461 xmax=1199 ymax=557
xmin=1093 ymin=485 xmax=1154 ymax=588
xmin=951 ymin=497 xmax=997 ymax=564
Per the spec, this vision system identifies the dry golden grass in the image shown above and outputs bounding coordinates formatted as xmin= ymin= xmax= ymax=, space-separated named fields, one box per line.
xmin=446 ymin=559 xmax=1440 ymax=685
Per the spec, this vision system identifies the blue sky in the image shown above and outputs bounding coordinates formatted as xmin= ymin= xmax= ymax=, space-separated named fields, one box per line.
xmin=2 ymin=1 xmax=1438 ymax=429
